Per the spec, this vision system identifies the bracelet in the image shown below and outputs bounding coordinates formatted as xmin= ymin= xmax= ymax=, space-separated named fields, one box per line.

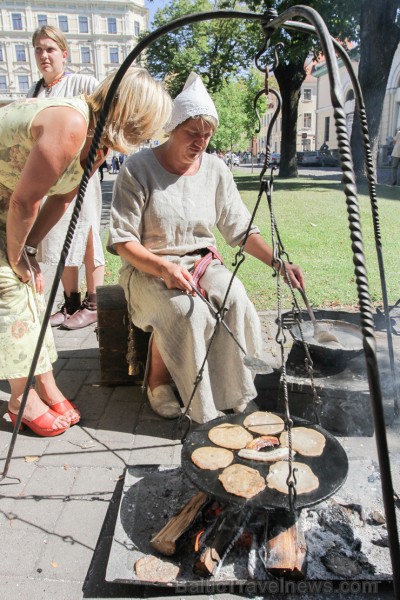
xmin=24 ymin=245 xmax=38 ymax=256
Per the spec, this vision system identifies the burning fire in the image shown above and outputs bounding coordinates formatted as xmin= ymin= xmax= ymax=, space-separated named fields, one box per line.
xmin=194 ymin=528 xmax=205 ymax=551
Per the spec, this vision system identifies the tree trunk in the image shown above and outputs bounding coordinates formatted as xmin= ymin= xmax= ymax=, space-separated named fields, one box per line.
xmin=274 ymin=60 xmax=307 ymax=178
xmin=351 ymin=0 xmax=400 ymax=179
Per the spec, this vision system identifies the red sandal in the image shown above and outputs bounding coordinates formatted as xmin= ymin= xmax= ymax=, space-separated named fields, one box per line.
xmin=8 ymin=408 xmax=70 ymax=437
xmin=42 ymin=399 xmax=81 ymax=426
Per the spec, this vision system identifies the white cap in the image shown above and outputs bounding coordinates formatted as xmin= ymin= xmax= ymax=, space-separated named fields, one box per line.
xmin=164 ymin=72 xmax=219 ymax=133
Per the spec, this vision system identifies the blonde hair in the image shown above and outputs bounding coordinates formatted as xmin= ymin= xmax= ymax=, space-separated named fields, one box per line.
xmin=32 ymin=25 xmax=68 ymax=53
xmin=87 ymin=67 xmax=172 ymax=153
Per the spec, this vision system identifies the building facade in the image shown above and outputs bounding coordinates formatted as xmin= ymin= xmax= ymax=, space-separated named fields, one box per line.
xmin=313 ymin=44 xmax=400 ymax=162
xmin=255 ymin=59 xmax=318 ymax=156
xmin=0 ymin=0 xmax=148 ymax=106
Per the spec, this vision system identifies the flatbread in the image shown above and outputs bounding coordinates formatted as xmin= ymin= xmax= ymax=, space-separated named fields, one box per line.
xmin=208 ymin=423 xmax=253 ymax=449
xmin=243 ymin=411 xmax=285 ymax=435
xmin=134 ymin=555 xmax=180 ymax=582
xmin=280 ymin=427 xmax=326 ymax=457
xmin=191 ymin=446 xmax=234 ymax=470
xmin=218 ymin=463 xmax=266 ymax=499
xmin=266 ymin=461 xmax=319 ymax=495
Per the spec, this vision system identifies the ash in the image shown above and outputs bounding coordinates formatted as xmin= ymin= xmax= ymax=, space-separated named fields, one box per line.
xmin=302 ymin=498 xmax=391 ymax=580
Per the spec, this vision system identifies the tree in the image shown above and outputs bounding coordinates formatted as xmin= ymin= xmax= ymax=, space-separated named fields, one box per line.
xmin=351 ymin=0 xmax=400 ymax=178
xmin=210 ymin=69 xmax=266 ymax=152
xmin=245 ymin=0 xmax=360 ymax=177
xmin=143 ymin=0 xmax=263 ymax=96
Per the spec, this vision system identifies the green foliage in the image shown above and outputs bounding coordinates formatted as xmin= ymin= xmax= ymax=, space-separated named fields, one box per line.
xmin=144 ymin=0 xmax=263 ymax=96
xmin=210 ymin=69 xmax=266 ymax=151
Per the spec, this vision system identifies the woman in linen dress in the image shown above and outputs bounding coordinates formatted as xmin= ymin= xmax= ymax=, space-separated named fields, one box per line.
xmin=108 ymin=73 xmax=304 ymax=424
xmin=27 ymin=26 xmax=104 ymax=329
xmin=0 ymin=67 xmax=172 ymax=436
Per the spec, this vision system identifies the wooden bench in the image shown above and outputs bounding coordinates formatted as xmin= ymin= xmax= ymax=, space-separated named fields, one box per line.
xmin=96 ymin=284 xmax=150 ymax=385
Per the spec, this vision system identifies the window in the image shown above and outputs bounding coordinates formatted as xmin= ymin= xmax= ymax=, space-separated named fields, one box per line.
xmin=18 ymin=75 xmax=29 ymax=92
xmin=12 ymin=13 xmax=23 ymax=30
xmin=15 ymin=44 xmax=26 ymax=62
xmin=324 ymin=117 xmax=330 ymax=144
xmin=38 ymin=14 xmax=47 ymax=27
xmin=79 ymin=16 xmax=88 ymax=33
xmin=303 ymin=113 xmax=312 ymax=128
xmin=303 ymin=88 xmax=312 ymax=101
xmin=0 ymin=47 xmax=3 ymax=62
xmin=109 ymin=47 xmax=118 ymax=63
xmin=58 ymin=15 xmax=69 ymax=32
xmin=0 ymin=75 xmax=6 ymax=92
xmin=134 ymin=21 xmax=140 ymax=37
xmin=81 ymin=47 xmax=91 ymax=63
xmin=108 ymin=17 xmax=117 ymax=33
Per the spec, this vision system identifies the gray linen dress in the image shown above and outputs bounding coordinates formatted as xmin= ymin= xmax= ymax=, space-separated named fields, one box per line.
xmin=108 ymin=149 xmax=265 ymax=423
xmin=27 ymin=74 xmax=105 ymax=267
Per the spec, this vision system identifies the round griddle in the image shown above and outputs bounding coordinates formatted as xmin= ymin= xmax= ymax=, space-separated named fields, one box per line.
xmin=181 ymin=413 xmax=348 ymax=510
xmin=290 ymin=319 xmax=363 ymax=363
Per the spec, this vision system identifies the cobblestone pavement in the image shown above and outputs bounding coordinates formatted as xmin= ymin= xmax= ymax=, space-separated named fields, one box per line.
xmin=0 ymin=169 xmax=398 ymax=599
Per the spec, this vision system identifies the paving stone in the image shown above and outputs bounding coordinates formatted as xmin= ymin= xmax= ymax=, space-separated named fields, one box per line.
xmin=6 ymin=465 xmax=78 ymax=532
xmin=34 ymin=532 xmax=95 ymax=582
xmin=40 ymin=438 xmax=129 ymax=468
xmin=0 ymin=577 xmax=84 ymax=600
xmin=0 ymin=530 xmax=47 ymax=576
xmin=68 ymin=465 xmax=123 ymax=496
xmin=73 ymin=384 xmax=112 ymax=424
xmin=128 ymin=420 xmax=181 ymax=465
xmin=62 ymin=357 xmax=100 ymax=371
xmin=54 ymin=498 xmax=110 ymax=549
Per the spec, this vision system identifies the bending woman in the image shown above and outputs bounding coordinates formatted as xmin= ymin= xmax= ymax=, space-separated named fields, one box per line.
xmin=28 ymin=25 xmax=105 ymax=329
xmin=108 ymin=73 xmax=304 ymax=424
xmin=0 ymin=67 xmax=171 ymax=436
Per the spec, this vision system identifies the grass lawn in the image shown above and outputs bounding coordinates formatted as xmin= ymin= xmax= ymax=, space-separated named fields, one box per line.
xmin=103 ymin=172 xmax=400 ymax=311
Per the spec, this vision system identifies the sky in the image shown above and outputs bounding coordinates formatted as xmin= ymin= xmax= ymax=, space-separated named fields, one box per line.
xmin=145 ymin=0 xmax=167 ymax=28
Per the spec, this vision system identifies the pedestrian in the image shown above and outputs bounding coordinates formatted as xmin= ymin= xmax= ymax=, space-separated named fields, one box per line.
xmin=0 ymin=66 xmax=172 ymax=436
xmin=112 ymin=155 xmax=120 ymax=174
xmin=28 ymin=26 xmax=104 ymax=329
xmin=391 ymin=129 xmax=400 ymax=186
xmin=108 ymin=72 xmax=304 ymax=423
xmin=99 ymin=159 xmax=108 ymax=182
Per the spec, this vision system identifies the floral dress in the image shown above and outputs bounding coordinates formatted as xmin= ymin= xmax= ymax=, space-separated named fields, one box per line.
xmin=0 ymin=96 xmax=89 ymax=379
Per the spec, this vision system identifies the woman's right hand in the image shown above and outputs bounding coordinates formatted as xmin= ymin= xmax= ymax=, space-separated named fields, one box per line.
xmin=11 ymin=256 xmax=44 ymax=294
xmin=159 ymin=261 xmax=194 ymax=294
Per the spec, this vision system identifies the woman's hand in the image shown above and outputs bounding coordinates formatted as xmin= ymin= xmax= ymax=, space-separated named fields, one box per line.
xmin=283 ymin=262 xmax=305 ymax=291
xmin=159 ymin=262 xmax=194 ymax=294
xmin=11 ymin=256 xmax=44 ymax=294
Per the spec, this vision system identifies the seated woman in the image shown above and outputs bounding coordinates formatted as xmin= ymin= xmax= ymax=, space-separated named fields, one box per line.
xmin=108 ymin=73 xmax=304 ymax=424
xmin=0 ymin=66 xmax=172 ymax=436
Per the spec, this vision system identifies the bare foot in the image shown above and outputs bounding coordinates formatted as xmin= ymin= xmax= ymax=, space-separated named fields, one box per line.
xmin=8 ymin=390 xmax=70 ymax=430
xmin=35 ymin=380 xmax=79 ymax=424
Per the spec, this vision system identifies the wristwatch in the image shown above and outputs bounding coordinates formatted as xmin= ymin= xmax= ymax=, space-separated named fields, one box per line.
xmin=24 ymin=245 xmax=38 ymax=256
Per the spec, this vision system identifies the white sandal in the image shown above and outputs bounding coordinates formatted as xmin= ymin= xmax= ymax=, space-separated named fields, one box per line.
xmin=147 ymin=385 xmax=182 ymax=419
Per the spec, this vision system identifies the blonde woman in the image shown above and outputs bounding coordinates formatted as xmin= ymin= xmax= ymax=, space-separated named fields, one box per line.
xmin=28 ymin=26 xmax=103 ymax=329
xmin=0 ymin=67 xmax=171 ymax=436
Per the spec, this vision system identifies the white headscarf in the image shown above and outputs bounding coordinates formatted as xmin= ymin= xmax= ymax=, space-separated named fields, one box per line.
xmin=164 ymin=72 xmax=219 ymax=133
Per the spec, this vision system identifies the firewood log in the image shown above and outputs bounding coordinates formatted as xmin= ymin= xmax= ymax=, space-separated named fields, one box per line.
xmin=150 ymin=491 xmax=208 ymax=556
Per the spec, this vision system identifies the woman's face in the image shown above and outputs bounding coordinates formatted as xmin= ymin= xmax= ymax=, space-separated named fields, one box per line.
xmin=34 ymin=35 xmax=67 ymax=82
xmin=170 ymin=119 xmax=214 ymax=164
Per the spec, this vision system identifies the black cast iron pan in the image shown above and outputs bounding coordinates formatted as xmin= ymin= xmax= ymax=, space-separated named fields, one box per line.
xmin=290 ymin=319 xmax=363 ymax=363
xmin=181 ymin=412 xmax=348 ymax=511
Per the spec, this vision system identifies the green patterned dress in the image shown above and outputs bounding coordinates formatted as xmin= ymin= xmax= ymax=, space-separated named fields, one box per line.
xmin=0 ymin=96 xmax=89 ymax=379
